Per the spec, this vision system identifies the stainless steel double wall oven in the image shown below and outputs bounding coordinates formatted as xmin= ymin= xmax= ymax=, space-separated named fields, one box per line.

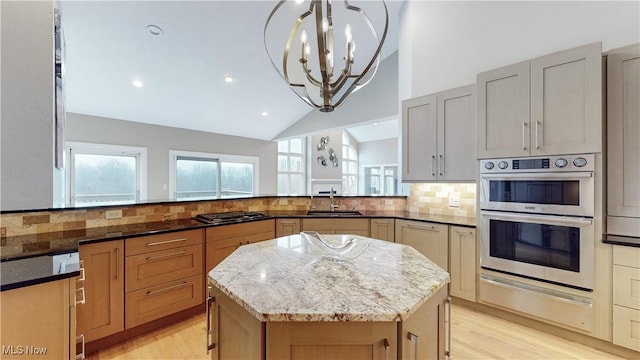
xmin=479 ymin=154 xmax=595 ymax=290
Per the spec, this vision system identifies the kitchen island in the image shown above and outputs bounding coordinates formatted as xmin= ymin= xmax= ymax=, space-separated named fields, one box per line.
xmin=207 ymin=234 xmax=450 ymax=360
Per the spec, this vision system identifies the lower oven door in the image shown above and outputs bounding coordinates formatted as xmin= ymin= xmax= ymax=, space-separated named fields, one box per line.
xmin=480 ymin=210 xmax=594 ymax=290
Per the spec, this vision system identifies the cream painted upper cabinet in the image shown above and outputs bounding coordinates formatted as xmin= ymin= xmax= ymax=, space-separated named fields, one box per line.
xmin=607 ymin=43 xmax=640 ymax=237
xmin=478 ymin=42 xmax=602 ymax=159
xmin=402 ymin=85 xmax=476 ymax=182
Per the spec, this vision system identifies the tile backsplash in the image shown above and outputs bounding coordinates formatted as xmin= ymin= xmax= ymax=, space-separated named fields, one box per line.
xmin=408 ymin=183 xmax=477 ymax=217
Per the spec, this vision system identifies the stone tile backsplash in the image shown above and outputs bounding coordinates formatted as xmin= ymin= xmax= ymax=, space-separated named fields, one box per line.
xmin=408 ymin=183 xmax=477 ymax=217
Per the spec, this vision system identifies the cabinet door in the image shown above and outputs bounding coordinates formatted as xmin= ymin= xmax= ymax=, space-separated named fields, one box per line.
xmin=530 ymin=42 xmax=602 ymax=155
xmin=437 ymin=85 xmax=476 ymax=181
xmin=276 ymin=219 xmax=301 ymax=237
xmin=396 ymin=220 xmax=448 ymax=270
xmin=206 ymin=236 xmax=244 ymax=272
xmin=267 ymin=321 xmax=397 ymax=360
xmin=402 ymin=95 xmax=437 ymax=181
xmin=209 ymin=285 xmax=263 ymax=360
xmin=607 ymin=44 xmax=640 ymax=230
xmin=77 ymin=240 xmax=124 ymax=342
xmin=449 ymin=226 xmax=476 ymax=302
xmin=477 ymin=61 xmax=530 ymax=158
xmin=0 ymin=279 xmax=72 ymax=360
xmin=370 ymin=219 xmax=395 ymax=242
xmin=399 ymin=286 xmax=448 ymax=360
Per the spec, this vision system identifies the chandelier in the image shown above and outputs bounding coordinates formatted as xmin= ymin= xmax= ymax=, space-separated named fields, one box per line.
xmin=264 ymin=0 xmax=388 ymax=112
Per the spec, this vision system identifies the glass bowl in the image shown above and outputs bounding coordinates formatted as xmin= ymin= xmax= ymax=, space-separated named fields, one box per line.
xmin=300 ymin=231 xmax=370 ymax=261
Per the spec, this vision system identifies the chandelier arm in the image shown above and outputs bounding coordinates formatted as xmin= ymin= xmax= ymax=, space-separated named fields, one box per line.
xmin=282 ymin=3 xmax=315 ymax=87
xmin=305 ymin=71 xmax=324 ymax=87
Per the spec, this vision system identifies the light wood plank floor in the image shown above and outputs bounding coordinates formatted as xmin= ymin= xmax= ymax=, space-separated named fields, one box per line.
xmin=86 ymin=305 xmax=625 ymax=360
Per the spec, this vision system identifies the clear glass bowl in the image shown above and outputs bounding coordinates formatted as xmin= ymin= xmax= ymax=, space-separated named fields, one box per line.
xmin=300 ymin=231 xmax=370 ymax=261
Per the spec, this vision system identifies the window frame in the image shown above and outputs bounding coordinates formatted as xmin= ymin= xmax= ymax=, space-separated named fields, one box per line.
xmin=169 ymin=150 xmax=259 ymax=200
xmin=363 ymin=164 xmax=398 ymax=195
xmin=342 ymin=134 xmax=358 ymax=196
xmin=277 ymin=138 xmax=306 ymax=195
xmin=65 ymin=141 xmax=148 ymax=207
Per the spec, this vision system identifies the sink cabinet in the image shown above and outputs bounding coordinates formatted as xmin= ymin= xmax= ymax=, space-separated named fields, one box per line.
xmin=477 ymin=42 xmax=602 ymax=158
xmin=301 ymin=218 xmax=370 ymax=236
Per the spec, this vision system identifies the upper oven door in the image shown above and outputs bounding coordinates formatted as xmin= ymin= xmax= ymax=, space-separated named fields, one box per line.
xmin=479 ymin=172 xmax=594 ymax=217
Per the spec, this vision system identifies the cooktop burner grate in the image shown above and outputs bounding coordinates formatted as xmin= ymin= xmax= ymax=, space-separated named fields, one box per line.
xmin=194 ymin=211 xmax=267 ymax=224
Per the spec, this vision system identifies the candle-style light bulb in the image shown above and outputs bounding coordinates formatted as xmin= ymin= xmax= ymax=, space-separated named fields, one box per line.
xmin=305 ymin=43 xmax=311 ymax=56
xmin=322 ymin=17 xmax=329 ymax=32
xmin=344 ymin=24 xmax=352 ymax=43
xmin=301 ymin=30 xmax=307 ymax=44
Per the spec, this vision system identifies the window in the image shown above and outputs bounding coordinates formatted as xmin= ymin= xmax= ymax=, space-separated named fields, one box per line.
xmin=342 ymin=132 xmax=358 ymax=195
xmin=364 ymin=165 xmax=398 ymax=195
xmin=66 ymin=142 xmax=147 ymax=207
xmin=277 ymin=138 xmax=305 ymax=195
xmin=170 ymin=150 xmax=258 ymax=200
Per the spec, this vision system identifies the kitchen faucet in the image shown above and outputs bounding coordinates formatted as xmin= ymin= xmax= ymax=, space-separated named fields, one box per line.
xmin=330 ymin=187 xmax=339 ymax=212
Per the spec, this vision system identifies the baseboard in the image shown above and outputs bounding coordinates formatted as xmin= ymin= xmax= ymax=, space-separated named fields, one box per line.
xmin=453 ymin=297 xmax=639 ymax=359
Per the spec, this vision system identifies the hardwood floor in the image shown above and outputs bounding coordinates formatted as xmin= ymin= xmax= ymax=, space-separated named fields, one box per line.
xmin=86 ymin=305 xmax=625 ymax=360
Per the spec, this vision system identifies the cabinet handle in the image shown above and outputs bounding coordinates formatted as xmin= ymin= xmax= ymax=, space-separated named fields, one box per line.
xmin=115 ymin=248 xmax=119 ymax=280
xmin=535 ymin=120 xmax=540 ymax=149
xmin=522 ymin=122 xmax=527 ymax=150
xmin=407 ymin=331 xmax=419 ymax=360
xmin=407 ymin=224 xmax=438 ymax=232
xmin=75 ymin=287 xmax=86 ymax=305
xmin=439 ymin=154 xmax=444 ymax=176
xmin=206 ymin=286 xmax=216 ymax=354
xmin=455 ymin=229 xmax=473 ymax=235
xmin=146 ymin=237 xmax=187 ymax=247
xmin=445 ymin=296 xmax=452 ymax=359
xmin=146 ymin=250 xmax=188 ymax=261
xmin=77 ymin=260 xmax=85 ymax=282
xmin=383 ymin=338 xmax=390 ymax=360
xmin=146 ymin=281 xmax=189 ymax=296
xmin=431 ymin=155 xmax=436 ymax=177
xmin=75 ymin=334 xmax=85 ymax=360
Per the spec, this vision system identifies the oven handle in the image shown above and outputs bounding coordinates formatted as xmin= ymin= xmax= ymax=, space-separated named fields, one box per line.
xmin=481 ymin=211 xmax=593 ymax=227
xmin=480 ymin=171 xmax=593 ymax=179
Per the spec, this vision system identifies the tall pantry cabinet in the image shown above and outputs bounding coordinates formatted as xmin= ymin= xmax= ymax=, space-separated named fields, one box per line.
xmin=607 ymin=43 xmax=640 ymax=238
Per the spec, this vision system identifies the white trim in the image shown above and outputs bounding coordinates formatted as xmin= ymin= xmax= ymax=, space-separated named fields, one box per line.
xmin=169 ymin=150 xmax=259 ymax=199
xmin=65 ymin=141 xmax=148 ymax=206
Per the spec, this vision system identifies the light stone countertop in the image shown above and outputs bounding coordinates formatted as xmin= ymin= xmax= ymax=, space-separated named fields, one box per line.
xmin=208 ymin=234 xmax=450 ymax=322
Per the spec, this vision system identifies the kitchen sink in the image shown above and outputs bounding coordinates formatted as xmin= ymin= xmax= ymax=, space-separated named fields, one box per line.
xmin=306 ymin=210 xmax=362 ymax=217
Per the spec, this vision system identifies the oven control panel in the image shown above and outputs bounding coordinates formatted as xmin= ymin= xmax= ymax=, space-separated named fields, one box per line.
xmin=480 ymin=154 xmax=594 ymax=173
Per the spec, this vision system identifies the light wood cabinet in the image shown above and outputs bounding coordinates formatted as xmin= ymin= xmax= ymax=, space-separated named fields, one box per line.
xmin=78 ymin=240 xmax=124 ymax=342
xmin=124 ymin=229 xmax=204 ymax=329
xmin=477 ymin=42 xmax=602 ymax=158
xmin=0 ymin=278 xmax=76 ymax=360
xmin=402 ymin=85 xmax=475 ymax=182
xmin=302 ymin=218 xmax=370 ymax=236
xmin=612 ymin=246 xmax=640 ymax=351
xmin=449 ymin=226 xmax=476 ymax=302
xmin=276 ymin=218 xmax=301 ymax=237
xmin=207 ymin=282 xmax=449 ymax=360
xmin=205 ymin=220 xmax=275 ymax=272
xmin=370 ymin=218 xmax=395 ymax=242
xmin=395 ymin=219 xmax=448 ymax=270
xmin=607 ymin=43 xmax=640 ymax=237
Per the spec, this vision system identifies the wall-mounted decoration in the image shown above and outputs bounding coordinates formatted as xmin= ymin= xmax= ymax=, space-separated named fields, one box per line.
xmin=316 ymin=136 xmax=330 ymax=151
xmin=317 ymin=155 xmax=328 ymax=167
xmin=328 ymin=148 xmax=339 ymax=167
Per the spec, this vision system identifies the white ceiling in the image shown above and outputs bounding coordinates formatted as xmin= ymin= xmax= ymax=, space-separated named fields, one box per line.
xmin=59 ymin=0 xmax=403 ymax=142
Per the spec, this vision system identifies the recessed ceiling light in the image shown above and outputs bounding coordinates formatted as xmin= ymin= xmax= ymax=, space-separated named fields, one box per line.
xmin=224 ymin=76 xmax=234 ymax=83
xmin=132 ymin=80 xmax=144 ymax=88
xmin=295 ymin=0 xmax=304 ymax=4
xmin=261 ymin=111 xmax=269 ymax=117
xmin=146 ymin=25 xmax=163 ymax=36
xmin=373 ymin=122 xmax=378 ymax=126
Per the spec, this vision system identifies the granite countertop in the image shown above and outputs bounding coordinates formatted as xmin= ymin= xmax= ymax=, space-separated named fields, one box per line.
xmin=1 ymin=211 xmax=472 ymax=291
xmin=208 ymin=234 xmax=450 ymax=322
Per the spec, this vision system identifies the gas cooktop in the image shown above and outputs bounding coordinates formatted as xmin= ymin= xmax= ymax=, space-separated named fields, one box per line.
xmin=194 ymin=211 xmax=267 ymax=225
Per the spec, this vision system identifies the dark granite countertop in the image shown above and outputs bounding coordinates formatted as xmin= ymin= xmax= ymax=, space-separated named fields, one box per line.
xmin=603 ymin=233 xmax=640 ymax=247
xmin=1 ymin=212 xmax=475 ymax=291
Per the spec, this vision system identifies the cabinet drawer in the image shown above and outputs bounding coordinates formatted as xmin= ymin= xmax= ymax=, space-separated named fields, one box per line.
xmin=126 ymin=229 xmax=203 ymax=256
xmin=613 ymin=264 xmax=640 ymax=310
xmin=302 ymin=218 xmax=370 ymax=232
xmin=245 ymin=231 xmax=275 ymax=243
xmin=614 ymin=246 xmax=640 ymax=268
xmin=125 ymin=274 xmax=203 ymax=329
xmin=125 ymin=244 xmax=202 ymax=292
xmin=613 ymin=305 xmax=640 ymax=352
xmin=206 ymin=220 xmax=275 ymax=241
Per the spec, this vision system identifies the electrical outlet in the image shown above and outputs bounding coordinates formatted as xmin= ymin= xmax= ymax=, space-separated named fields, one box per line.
xmin=279 ymin=199 xmax=288 ymax=206
xmin=106 ymin=209 xmax=122 ymax=219
xmin=384 ymin=199 xmax=393 ymax=206
xmin=448 ymin=195 xmax=460 ymax=208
